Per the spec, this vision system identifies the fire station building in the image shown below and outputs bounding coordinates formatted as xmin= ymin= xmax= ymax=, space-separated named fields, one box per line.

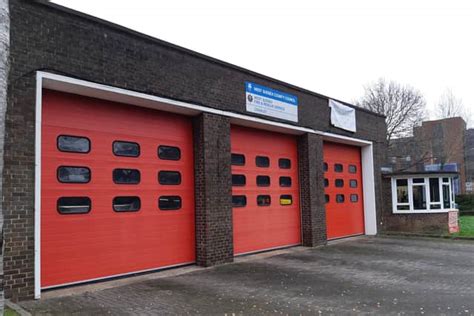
xmin=1 ymin=0 xmax=388 ymax=301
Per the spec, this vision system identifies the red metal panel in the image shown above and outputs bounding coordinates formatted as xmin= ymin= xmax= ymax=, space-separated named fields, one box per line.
xmin=41 ymin=90 xmax=195 ymax=288
xmin=323 ymin=142 xmax=365 ymax=240
xmin=231 ymin=126 xmax=301 ymax=255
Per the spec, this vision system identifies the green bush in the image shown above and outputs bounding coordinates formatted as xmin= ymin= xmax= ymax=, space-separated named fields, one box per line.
xmin=455 ymin=194 xmax=474 ymax=213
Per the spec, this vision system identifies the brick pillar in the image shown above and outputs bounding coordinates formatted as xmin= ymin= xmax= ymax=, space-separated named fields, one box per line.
xmin=193 ymin=113 xmax=233 ymax=266
xmin=298 ymin=133 xmax=327 ymax=246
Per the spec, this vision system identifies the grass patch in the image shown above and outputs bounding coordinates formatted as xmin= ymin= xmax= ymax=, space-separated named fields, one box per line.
xmin=452 ymin=216 xmax=474 ymax=237
xmin=4 ymin=307 xmax=20 ymax=316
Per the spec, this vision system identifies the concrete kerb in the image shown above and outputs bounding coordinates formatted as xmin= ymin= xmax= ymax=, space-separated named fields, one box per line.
xmin=6 ymin=300 xmax=32 ymax=316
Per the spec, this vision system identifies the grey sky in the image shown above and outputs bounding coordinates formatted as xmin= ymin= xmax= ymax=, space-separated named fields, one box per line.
xmin=52 ymin=0 xmax=474 ymax=125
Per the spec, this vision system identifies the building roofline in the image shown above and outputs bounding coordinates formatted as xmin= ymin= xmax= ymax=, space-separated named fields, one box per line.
xmin=32 ymin=0 xmax=385 ymax=119
xmin=384 ymin=171 xmax=459 ymax=178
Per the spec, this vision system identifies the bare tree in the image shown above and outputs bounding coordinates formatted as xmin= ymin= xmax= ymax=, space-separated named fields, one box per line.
xmin=435 ymin=89 xmax=471 ymax=126
xmin=356 ymin=78 xmax=426 ymax=143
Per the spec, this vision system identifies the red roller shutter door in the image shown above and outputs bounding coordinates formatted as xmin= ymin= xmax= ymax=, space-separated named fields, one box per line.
xmin=231 ymin=126 xmax=301 ymax=255
xmin=323 ymin=142 xmax=365 ymax=240
xmin=41 ymin=90 xmax=195 ymax=288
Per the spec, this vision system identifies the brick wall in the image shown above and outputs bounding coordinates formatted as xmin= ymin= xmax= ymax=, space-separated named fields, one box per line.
xmin=2 ymin=0 xmax=387 ymax=300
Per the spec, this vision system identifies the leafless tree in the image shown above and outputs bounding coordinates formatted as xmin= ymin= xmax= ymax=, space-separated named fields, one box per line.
xmin=435 ymin=89 xmax=471 ymax=126
xmin=356 ymin=78 xmax=426 ymax=143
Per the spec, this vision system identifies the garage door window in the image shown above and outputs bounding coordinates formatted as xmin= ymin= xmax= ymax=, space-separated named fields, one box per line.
xmin=325 ymin=194 xmax=330 ymax=203
xmin=334 ymin=164 xmax=343 ymax=172
xmin=279 ymin=176 xmax=292 ymax=187
xmin=159 ymin=196 xmax=182 ymax=210
xmin=324 ymin=178 xmax=329 ymax=187
xmin=336 ymin=194 xmax=345 ymax=203
xmin=158 ymin=145 xmax=181 ymax=160
xmin=113 ymin=196 xmax=141 ymax=212
xmin=231 ymin=154 xmax=245 ymax=166
xmin=232 ymin=195 xmax=247 ymax=208
xmin=323 ymin=162 xmax=328 ymax=172
xmin=113 ymin=141 xmax=140 ymax=157
xmin=257 ymin=175 xmax=270 ymax=187
xmin=57 ymin=166 xmax=91 ymax=183
xmin=57 ymin=197 xmax=91 ymax=214
xmin=113 ymin=168 xmax=140 ymax=184
xmin=158 ymin=171 xmax=182 ymax=185
xmin=278 ymin=158 xmax=291 ymax=169
xmin=232 ymin=174 xmax=246 ymax=186
xmin=335 ymin=179 xmax=344 ymax=187
xmin=57 ymin=135 xmax=90 ymax=153
xmin=350 ymin=194 xmax=358 ymax=203
xmin=349 ymin=180 xmax=358 ymax=188
xmin=256 ymin=156 xmax=270 ymax=167
xmin=257 ymin=195 xmax=271 ymax=206
xmin=280 ymin=195 xmax=293 ymax=205
xmin=349 ymin=165 xmax=357 ymax=173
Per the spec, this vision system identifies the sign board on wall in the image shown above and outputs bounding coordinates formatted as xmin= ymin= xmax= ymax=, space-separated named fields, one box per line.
xmin=245 ymin=82 xmax=298 ymax=122
xmin=329 ymin=99 xmax=356 ymax=132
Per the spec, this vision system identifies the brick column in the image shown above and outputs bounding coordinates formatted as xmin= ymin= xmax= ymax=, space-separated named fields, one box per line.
xmin=193 ymin=113 xmax=233 ymax=266
xmin=298 ymin=133 xmax=327 ymax=246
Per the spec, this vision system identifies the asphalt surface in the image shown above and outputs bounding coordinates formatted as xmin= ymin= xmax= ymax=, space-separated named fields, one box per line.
xmin=19 ymin=237 xmax=474 ymax=315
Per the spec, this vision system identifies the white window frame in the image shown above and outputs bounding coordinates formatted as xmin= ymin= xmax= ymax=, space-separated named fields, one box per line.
xmin=391 ymin=175 xmax=456 ymax=214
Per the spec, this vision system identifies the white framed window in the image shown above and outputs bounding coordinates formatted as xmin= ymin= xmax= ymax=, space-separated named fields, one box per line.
xmin=391 ymin=175 xmax=456 ymax=214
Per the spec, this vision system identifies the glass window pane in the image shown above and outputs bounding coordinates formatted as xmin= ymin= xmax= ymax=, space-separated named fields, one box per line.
xmin=396 ymin=179 xmax=409 ymax=203
xmin=413 ymin=178 xmax=425 ymax=184
xmin=397 ymin=205 xmax=410 ymax=210
xmin=323 ymin=162 xmax=328 ymax=172
xmin=113 ymin=196 xmax=140 ymax=212
xmin=256 ymin=156 xmax=270 ymax=167
xmin=325 ymin=194 xmax=330 ymax=203
xmin=280 ymin=195 xmax=293 ymax=206
xmin=57 ymin=135 xmax=90 ymax=153
xmin=231 ymin=153 xmax=245 ymax=166
xmin=257 ymin=195 xmax=271 ymax=206
xmin=279 ymin=158 xmax=291 ymax=169
xmin=58 ymin=166 xmax=91 ymax=183
xmin=430 ymin=204 xmax=441 ymax=210
xmin=350 ymin=194 xmax=358 ymax=202
xmin=335 ymin=179 xmax=344 ymax=187
xmin=113 ymin=141 xmax=140 ymax=157
xmin=336 ymin=194 xmax=345 ymax=203
xmin=113 ymin=169 xmax=140 ymax=184
xmin=324 ymin=178 xmax=329 ymax=187
xmin=442 ymin=177 xmax=449 ymax=183
xmin=158 ymin=171 xmax=182 ymax=185
xmin=349 ymin=165 xmax=357 ymax=173
xmin=413 ymin=185 xmax=427 ymax=210
xmin=350 ymin=180 xmax=358 ymax=188
xmin=279 ymin=176 xmax=292 ymax=187
xmin=257 ymin=175 xmax=271 ymax=187
xmin=232 ymin=174 xmax=246 ymax=186
xmin=334 ymin=164 xmax=343 ymax=172
xmin=443 ymin=184 xmax=451 ymax=208
xmin=158 ymin=146 xmax=181 ymax=160
xmin=429 ymin=178 xmax=440 ymax=202
xmin=57 ymin=197 xmax=91 ymax=214
xmin=159 ymin=196 xmax=182 ymax=210
xmin=232 ymin=195 xmax=247 ymax=208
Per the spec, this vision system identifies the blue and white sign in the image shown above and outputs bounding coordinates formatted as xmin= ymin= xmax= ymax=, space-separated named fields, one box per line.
xmin=245 ymin=82 xmax=298 ymax=122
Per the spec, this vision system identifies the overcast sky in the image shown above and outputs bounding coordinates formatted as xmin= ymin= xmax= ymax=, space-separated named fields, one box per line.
xmin=52 ymin=0 xmax=474 ymax=124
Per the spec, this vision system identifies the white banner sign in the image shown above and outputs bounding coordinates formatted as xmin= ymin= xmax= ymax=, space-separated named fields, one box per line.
xmin=329 ymin=99 xmax=356 ymax=132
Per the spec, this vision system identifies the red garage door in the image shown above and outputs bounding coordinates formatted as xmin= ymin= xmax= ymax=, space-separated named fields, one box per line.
xmin=231 ymin=126 xmax=301 ymax=255
xmin=323 ymin=142 xmax=365 ymax=240
xmin=41 ymin=90 xmax=195 ymax=288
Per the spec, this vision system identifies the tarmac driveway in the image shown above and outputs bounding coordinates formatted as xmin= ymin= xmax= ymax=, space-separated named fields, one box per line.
xmin=19 ymin=237 xmax=474 ymax=315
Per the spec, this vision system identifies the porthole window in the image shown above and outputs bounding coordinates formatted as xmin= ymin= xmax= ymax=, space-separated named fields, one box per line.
xmin=324 ymin=194 xmax=330 ymax=204
xmin=232 ymin=174 xmax=246 ymax=186
xmin=113 ymin=141 xmax=140 ymax=157
xmin=324 ymin=178 xmax=329 ymax=188
xmin=158 ymin=171 xmax=182 ymax=185
xmin=57 ymin=135 xmax=90 ymax=153
xmin=323 ymin=162 xmax=328 ymax=172
xmin=280 ymin=195 xmax=293 ymax=206
xmin=232 ymin=195 xmax=247 ymax=208
xmin=158 ymin=145 xmax=181 ymax=160
xmin=279 ymin=176 xmax=292 ymax=187
xmin=336 ymin=194 xmax=345 ymax=203
xmin=257 ymin=195 xmax=271 ymax=206
xmin=334 ymin=164 xmax=343 ymax=172
xmin=335 ymin=179 xmax=344 ymax=187
xmin=159 ymin=196 xmax=182 ymax=210
xmin=113 ymin=168 xmax=140 ymax=184
xmin=257 ymin=175 xmax=270 ymax=187
xmin=113 ymin=196 xmax=140 ymax=212
xmin=349 ymin=165 xmax=357 ymax=173
xmin=57 ymin=166 xmax=91 ymax=183
xmin=231 ymin=153 xmax=245 ymax=166
xmin=349 ymin=180 xmax=358 ymax=188
xmin=350 ymin=194 xmax=358 ymax=203
xmin=256 ymin=156 xmax=270 ymax=168
xmin=278 ymin=158 xmax=291 ymax=169
xmin=57 ymin=197 xmax=91 ymax=214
